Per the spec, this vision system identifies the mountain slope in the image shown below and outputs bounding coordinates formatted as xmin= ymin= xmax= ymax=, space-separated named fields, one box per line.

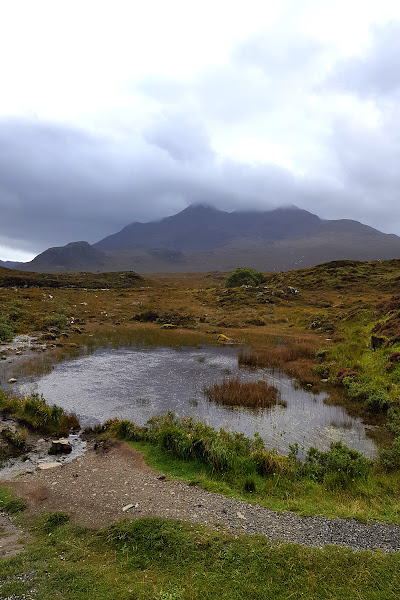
xmin=20 ymin=241 xmax=113 ymax=273
xmin=94 ymin=204 xmax=321 ymax=252
xmin=0 ymin=260 xmax=20 ymax=269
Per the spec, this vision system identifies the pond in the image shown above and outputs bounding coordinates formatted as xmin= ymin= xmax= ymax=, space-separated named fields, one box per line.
xmin=1 ymin=339 xmax=377 ymax=458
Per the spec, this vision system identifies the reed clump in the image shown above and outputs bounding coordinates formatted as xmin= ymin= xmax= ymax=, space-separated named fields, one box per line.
xmin=238 ymin=342 xmax=320 ymax=387
xmin=203 ymin=377 xmax=285 ymax=409
xmin=0 ymin=391 xmax=80 ymax=436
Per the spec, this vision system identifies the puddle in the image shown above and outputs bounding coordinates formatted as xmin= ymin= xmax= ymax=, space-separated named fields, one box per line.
xmin=0 ymin=433 xmax=87 ymax=479
xmin=1 ymin=342 xmax=377 ymax=458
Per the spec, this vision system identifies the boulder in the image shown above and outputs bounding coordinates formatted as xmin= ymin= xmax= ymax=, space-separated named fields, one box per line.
xmin=50 ymin=438 xmax=72 ymax=454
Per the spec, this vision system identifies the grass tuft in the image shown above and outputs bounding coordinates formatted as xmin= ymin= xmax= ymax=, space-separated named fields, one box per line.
xmin=203 ymin=377 xmax=285 ymax=409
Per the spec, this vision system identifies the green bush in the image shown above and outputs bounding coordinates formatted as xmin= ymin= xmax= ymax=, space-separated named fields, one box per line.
xmin=304 ymin=442 xmax=372 ymax=487
xmin=342 ymin=378 xmax=390 ymax=412
xmin=379 ymin=437 xmax=400 ymax=471
xmin=0 ymin=319 xmax=14 ymax=342
xmin=251 ymin=449 xmax=294 ymax=477
xmin=225 ymin=267 xmax=265 ymax=288
xmin=43 ymin=313 xmax=68 ymax=329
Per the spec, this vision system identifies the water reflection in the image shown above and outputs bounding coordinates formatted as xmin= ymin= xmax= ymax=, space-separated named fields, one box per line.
xmin=3 ymin=341 xmax=377 ymax=459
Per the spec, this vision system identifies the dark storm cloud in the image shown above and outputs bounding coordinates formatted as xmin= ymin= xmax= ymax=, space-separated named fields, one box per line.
xmin=4 ymin=13 xmax=400 ymax=262
xmin=0 ymin=117 xmax=302 ymax=256
xmin=328 ymin=22 xmax=400 ymax=96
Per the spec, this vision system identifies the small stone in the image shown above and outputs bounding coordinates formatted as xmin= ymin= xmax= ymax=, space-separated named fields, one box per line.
xmin=236 ymin=511 xmax=246 ymax=520
xmin=8 ymin=378 xmax=17 ymax=383
xmin=157 ymin=474 xmax=166 ymax=481
xmin=37 ymin=462 xmax=62 ymax=470
xmin=122 ymin=503 xmax=138 ymax=512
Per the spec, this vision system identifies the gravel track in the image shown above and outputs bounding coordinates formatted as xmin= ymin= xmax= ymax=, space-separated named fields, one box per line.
xmin=3 ymin=439 xmax=400 ymax=554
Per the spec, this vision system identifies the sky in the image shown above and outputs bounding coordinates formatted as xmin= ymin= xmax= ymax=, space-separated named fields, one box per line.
xmin=1 ymin=0 xmax=400 ymax=261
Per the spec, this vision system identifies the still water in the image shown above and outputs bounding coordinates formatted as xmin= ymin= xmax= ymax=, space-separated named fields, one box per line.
xmin=8 ymin=343 xmax=377 ymax=458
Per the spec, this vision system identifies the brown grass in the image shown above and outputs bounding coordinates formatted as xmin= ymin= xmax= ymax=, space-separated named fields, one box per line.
xmin=204 ymin=377 xmax=285 ymax=409
xmin=238 ymin=342 xmax=321 ymax=387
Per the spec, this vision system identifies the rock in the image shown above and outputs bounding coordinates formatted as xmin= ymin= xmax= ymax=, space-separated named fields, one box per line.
xmin=50 ymin=438 xmax=72 ymax=454
xmin=236 ymin=511 xmax=246 ymax=520
xmin=157 ymin=474 xmax=166 ymax=481
xmin=37 ymin=462 xmax=62 ymax=470
xmin=122 ymin=503 xmax=138 ymax=512
xmin=8 ymin=378 xmax=17 ymax=383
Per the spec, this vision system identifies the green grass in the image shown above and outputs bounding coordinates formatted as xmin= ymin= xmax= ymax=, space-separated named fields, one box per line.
xmin=0 ymin=390 xmax=80 ymax=436
xmin=0 ymin=486 xmax=26 ymax=514
xmin=89 ymin=413 xmax=400 ymax=523
xmin=129 ymin=439 xmax=400 ymax=524
xmin=1 ymin=513 xmax=400 ymax=599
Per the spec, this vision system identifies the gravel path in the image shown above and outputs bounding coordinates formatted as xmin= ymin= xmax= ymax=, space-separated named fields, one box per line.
xmin=4 ymin=439 xmax=400 ymax=553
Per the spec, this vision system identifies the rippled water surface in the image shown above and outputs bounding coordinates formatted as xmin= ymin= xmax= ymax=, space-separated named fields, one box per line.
xmin=6 ymin=343 xmax=377 ymax=458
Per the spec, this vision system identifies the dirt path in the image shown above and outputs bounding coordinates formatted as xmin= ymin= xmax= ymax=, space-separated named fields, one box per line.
xmin=2 ymin=439 xmax=400 ymax=554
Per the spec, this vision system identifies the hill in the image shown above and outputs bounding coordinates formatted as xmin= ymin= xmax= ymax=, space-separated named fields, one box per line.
xmin=0 ymin=260 xmax=20 ymax=269
xmin=0 ymin=265 xmax=143 ymax=289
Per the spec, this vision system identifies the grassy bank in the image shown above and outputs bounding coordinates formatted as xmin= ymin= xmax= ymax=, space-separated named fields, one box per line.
xmin=91 ymin=414 xmax=400 ymax=524
xmin=1 ymin=510 xmax=400 ymax=599
xmin=0 ymin=390 xmax=79 ymax=437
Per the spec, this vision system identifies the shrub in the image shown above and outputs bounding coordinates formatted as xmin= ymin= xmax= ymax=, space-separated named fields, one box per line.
xmin=341 ymin=379 xmax=390 ymax=412
xmin=225 ymin=267 xmax=265 ymax=288
xmin=304 ymin=442 xmax=372 ymax=487
xmin=0 ymin=319 xmax=14 ymax=342
xmin=379 ymin=437 xmax=400 ymax=471
xmin=43 ymin=313 xmax=68 ymax=329
xmin=251 ymin=449 xmax=294 ymax=477
xmin=337 ymin=368 xmax=358 ymax=383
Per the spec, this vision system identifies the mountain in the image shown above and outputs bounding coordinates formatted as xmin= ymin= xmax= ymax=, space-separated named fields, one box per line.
xmin=94 ymin=204 xmax=321 ymax=252
xmin=20 ymin=241 xmax=113 ymax=273
xmin=15 ymin=204 xmax=400 ymax=273
xmin=0 ymin=260 xmax=20 ymax=269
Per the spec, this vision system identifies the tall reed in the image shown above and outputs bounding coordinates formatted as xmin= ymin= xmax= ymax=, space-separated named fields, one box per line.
xmin=203 ymin=377 xmax=285 ymax=409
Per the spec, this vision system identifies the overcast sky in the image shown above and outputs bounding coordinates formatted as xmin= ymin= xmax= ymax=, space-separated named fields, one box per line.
xmin=1 ymin=0 xmax=400 ymax=261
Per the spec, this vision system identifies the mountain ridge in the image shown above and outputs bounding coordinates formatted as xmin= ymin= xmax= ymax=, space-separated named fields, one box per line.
xmin=7 ymin=204 xmax=400 ymax=273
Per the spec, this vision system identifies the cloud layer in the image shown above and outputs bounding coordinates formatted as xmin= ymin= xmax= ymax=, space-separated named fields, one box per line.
xmin=1 ymin=3 xmax=400 ymax=259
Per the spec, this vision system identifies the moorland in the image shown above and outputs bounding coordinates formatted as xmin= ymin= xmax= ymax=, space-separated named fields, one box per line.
xmin=1 ymin=259 xmax=400 ymax=598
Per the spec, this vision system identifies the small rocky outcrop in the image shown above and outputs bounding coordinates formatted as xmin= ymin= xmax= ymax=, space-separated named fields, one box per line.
xmin=50 ymin=438 xmax=72 ymax=454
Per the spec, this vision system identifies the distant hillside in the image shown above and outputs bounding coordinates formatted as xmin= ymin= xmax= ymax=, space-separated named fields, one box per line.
xmin=20 ymin=241 xmax=114 ymax=273
xmin=0 ymin=260 xmax=20 ymax=269
xmin=0 ymin=265 xmax=143 ymax=289
xmin=14 ymin=204 xmax=400 ymax=273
